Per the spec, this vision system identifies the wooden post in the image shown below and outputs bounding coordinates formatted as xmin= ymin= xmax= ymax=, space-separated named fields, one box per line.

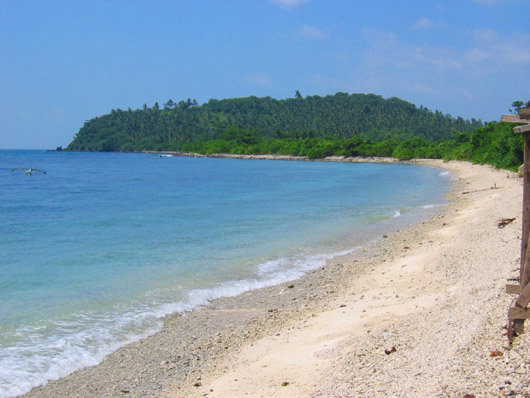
xmin=502 ymin=112 xmax=530 ymax=340
xmin=515 ymin=134 xmax=530 ymax=335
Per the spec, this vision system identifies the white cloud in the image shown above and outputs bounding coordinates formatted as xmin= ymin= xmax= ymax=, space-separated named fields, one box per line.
xmin=269 ymin=0 xmax=309 ymax=8
xmin=297 ymin=25 xmax=328 ymax=39
xmin=361 ymin=27 xmax=530 ymax=78
xmin=351 ymin=27 xmax=530 ymax=119
xmin=464 ymin=48 xmax=493 ymax=63
xmin=412 ymin=17 xmax=434 ymax=30
xmin=361 ymin=29 xmax=462 ymax=71
xmin=462 ymin=29 xmax=530 ymax=77
xmin=337 ymin=25 xmax=530 ymax=121
xmin=406 ymin=83 xmax=474 ymax=101
xmin=246 ymin=73 xmax=272 ymax=87
xmin=473 ymin=0 xmax=500 ymax=5
xmin=412 ymin=46 xmax=463 ymax=69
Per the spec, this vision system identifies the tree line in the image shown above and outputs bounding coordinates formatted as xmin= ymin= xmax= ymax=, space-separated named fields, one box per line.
xmin=180 ymin=122 xmax=523 ymax=171
xmin=66 ymin=92 xmax=527 ymax=170
xmin=66 ymin=92 xmax=484 ymax=153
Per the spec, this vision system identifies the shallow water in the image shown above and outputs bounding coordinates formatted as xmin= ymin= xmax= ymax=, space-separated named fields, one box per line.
xmin=0 ymin=150 xmax=451 ymax=397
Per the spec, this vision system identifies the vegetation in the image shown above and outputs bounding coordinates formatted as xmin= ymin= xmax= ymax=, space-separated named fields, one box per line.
xmin=67 ymin=93 xmax=483 ymax=152
xmin=179 ymin=122 xmax=524 ymax=170
xmin=66 ymin=93 xmax=527 ymax=171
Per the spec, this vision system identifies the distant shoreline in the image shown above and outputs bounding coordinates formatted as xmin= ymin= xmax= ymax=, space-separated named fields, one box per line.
xmin=143 ymin=151 xmax=412 ymax=164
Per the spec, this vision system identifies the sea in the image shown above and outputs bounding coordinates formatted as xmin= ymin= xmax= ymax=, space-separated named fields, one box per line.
xmin=0 ymin=150 xmax=452 ymax=397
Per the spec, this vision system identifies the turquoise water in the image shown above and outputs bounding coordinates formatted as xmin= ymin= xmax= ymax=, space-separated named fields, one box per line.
xmin=0 ymin=150 xmax=451 ymax=397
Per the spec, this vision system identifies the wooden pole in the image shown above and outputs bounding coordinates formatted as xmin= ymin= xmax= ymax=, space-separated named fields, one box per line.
xmin=519 ymin=133 xmax=530 ymax=288
xmin=513 ymin=137 xmax=529 ymax=334
xmin=520 ymin=132 xmax=530 ymax=289
xmin=502 ymin=114 xmax=530 ymax=339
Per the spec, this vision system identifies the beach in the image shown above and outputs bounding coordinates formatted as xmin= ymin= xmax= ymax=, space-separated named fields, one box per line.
xmin=21 ymin=159 xmax=529 ymax=398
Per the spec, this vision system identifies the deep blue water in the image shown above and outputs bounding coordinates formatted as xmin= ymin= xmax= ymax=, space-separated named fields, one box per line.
xmin=0 ymin=150 xmax=451 ymax=397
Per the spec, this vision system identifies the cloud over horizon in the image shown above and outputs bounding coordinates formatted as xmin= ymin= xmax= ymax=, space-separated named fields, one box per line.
xmin=351 ymin=26 xmax=530 ymax=118
xmin=269 ymin=0 xmax=309 ymax=8
xmin=246 ymin=73 xmax=273 ymax=87
xmin=412 ymin=17 xmax=434 ymax=30
xmin=297 ymin=25 xmax=327 ymax=39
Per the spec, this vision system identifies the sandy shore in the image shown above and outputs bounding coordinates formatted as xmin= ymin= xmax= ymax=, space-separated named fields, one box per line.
xmin=22 ymin=159 xmax=530 ymax=398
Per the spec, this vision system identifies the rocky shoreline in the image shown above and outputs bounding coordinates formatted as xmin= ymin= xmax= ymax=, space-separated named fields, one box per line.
xmin=146 ymin=151 xmax=408 ymax=164
xmin=21 ymin=159 xmax=529 ymax=398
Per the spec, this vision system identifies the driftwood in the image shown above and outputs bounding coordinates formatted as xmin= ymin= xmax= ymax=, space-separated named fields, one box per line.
xmin=498 ymin=218 xmax=516 ymax=228
xmin=462 ymin=185 xmax=500 ymax=195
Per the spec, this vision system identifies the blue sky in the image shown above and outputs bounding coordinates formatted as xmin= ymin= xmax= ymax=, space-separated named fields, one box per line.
xmin=1 ymin=0 xmax=529 ymax=149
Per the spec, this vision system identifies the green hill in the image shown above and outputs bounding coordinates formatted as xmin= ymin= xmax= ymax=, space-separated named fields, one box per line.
xmin=66 ymin=93 xmax=484 ymax=152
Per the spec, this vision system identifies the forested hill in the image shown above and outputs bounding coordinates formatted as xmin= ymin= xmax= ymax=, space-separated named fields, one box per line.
xmin=66 ymin=93 xmax=484 ymax=152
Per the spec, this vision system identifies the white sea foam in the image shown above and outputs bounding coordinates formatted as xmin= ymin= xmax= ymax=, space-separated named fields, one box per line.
xmin=438 ymin=170 xmax=457 ymax=181
xmin=0 ymin=247 xmax=357 ymax=398
xmin=183 ymin=248 xmax=357 ymax=309
xmin=393 ymin=210 xmax=401 ymax=218
xmin=0 ymin=312 xmax=162 ymax=398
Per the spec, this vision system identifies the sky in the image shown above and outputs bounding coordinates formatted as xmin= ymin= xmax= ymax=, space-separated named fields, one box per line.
xmin=1 ymin=0 xmax=529 ymax=149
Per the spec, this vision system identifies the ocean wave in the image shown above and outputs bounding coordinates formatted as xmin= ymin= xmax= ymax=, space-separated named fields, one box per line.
xmin=0 ymin=247 xmax=357 ymax=398
xmin=0 ymin=310 xmax=162 ymax=398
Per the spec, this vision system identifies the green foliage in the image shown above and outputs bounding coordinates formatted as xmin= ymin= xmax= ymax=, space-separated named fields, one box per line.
xmin=510 ymin=101 xmax=525 ymax=114
xmin=65 ymin=93 xmax=525 ymax=171
xmin=67 ymin=93 xmax=484 ymax=152
xmin=467 ymin=122 xmax=523 ymax=170
xmin=180 ymin=122 xmax=522 ymax=170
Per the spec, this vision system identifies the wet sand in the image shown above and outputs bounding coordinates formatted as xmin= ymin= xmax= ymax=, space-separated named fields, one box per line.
xmin=22 ymin=159 xmax=529 ymax=398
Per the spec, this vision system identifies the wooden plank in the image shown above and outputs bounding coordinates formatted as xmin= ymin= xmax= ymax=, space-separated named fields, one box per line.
xmin=515 ymin=124 xmax=530 ymax=134
xmin=502 ymin=114 xmax=525 ymax=123
xmin=507 ymin=284 xmax=522 ymax=294
xmin=519 ymin=190 xmax=530 ymax=289
xmin=514 ymin=140 xmax=530 ymax=337
xmin=521 ymin=139 xmax=530 ymax=284
xmin=509 ymin=306 xmax=530 ymax=320
xmin=520 ymin=108 xmax=530 ymax=119
xmin=516 ymin=282 xmax=530 ymax=307
xmin=507 ymin=110 xmax=530 ymax=340
xmin=508 ymin=299 xmax=518 ymax=340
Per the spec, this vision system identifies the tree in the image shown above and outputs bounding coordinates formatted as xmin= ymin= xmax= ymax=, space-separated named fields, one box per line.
xmin=66 ymin=93 xmax=485 ymax=153
xmin=342 ymin=136 xmax=365 ymax=156
xmin=510 ymin=101 xmax=525 ymax=114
